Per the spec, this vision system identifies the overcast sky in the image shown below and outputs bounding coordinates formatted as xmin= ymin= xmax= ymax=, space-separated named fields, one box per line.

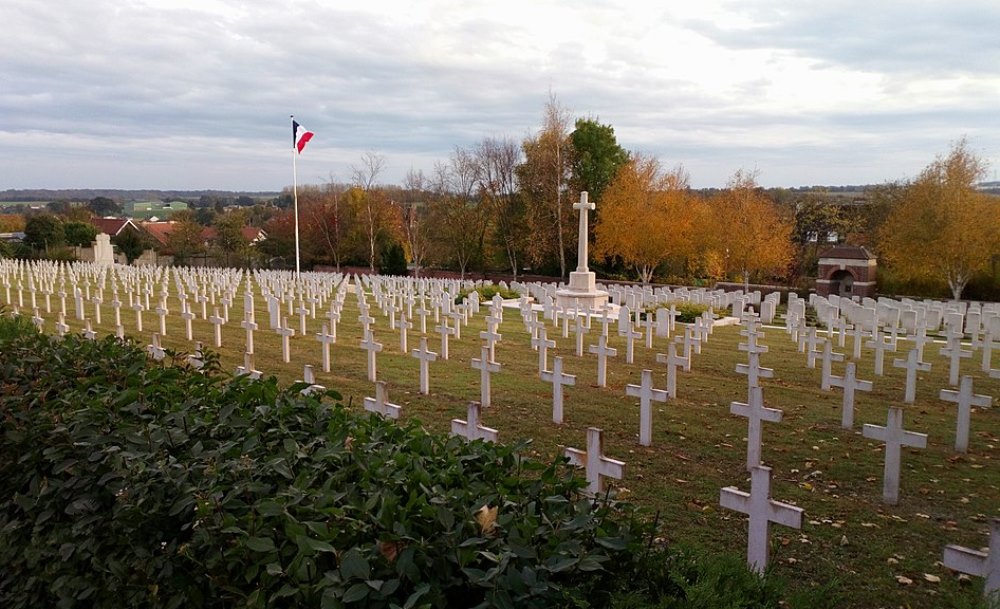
xmin=2 ymin=0 xmax=999 ymax=191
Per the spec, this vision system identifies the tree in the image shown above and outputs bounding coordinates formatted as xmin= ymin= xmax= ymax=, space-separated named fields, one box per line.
xmin=166 ymin=218 xmax=206 ymax=267
xmin=879 ymin=139 xmax=1000 ymax=300
xmin=593 ymin=155 xmax=696 ymax=283
xmin=304 ymin=183 xmax=353 ymax=272
xmin=475 ymin=137 xmax=525 ymax=278
xmin=570 ymin=118 xmax=628 ymax=205
xmin=351 ymin=152 xmax=401 ymax=272
xmin=517 ymin=94 xmax=575 ymax=277
xmin=426 ymin=150 xmax=490 ymax=279
xmin=112 ymin=229 xmax=148 ymax=264
xmin=213 ymin=212 xmax=251 ymax=268
xmin=400 ymin=169 xmax=431 ymax=277
xmin=88 ymin=196 xmax=121 ymax=217
xmin=710 ymin=170 xmax=794 ymax=291
xmin=24 ymin=215 xmax=65 ymax=252
xmin=64 ymin=221 xmax=98 ymax=247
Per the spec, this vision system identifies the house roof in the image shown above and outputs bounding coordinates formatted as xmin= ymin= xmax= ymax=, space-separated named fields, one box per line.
xmin=818 ymin=245 xmax=876 ymax=260
xmin=141 ymin=221 xmax=175 ymax=246
xmin=91 ymin=217 xmax=139 ymax=237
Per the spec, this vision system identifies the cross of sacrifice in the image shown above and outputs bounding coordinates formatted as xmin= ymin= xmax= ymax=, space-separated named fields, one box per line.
xmin=451 ymin=401 xmax=499 ymax=442
xmin=862 ymin=406 xmax=927 ymax=505
xmin=411 ymin=336 xmax=438 ymax=395
xmin=731 ymin=386 xmax=783 ymax=471
xmin=589 ymin=334 xmax=617 ymax=388
xmin=235 ymin=351 xmax=262 ymax=380
xmin=657 ymin=341 xmax=690 ymax=398
xmin=471 ymin=345 xmax=501 ymax=408
xmin=564 ymin=426 xmax=625 ymax=495
xmin=828 ymin=362 xmax=873 ymax=429
xmin=720 ymin=465 xmax=804 ymax=575
xmin=532 ymin=327 xmax=556 ymax=375
xmin=892 ymin=348 xmax=931 ymax=404
xmin=819 ymin=341 xmax=845 ymax=391
xmin=735 ymin=350 xmax=774 ymax=393
xmin=315 ymin=323 xmax=336 ymax=373
xmin=275 ymin=317 xmax=296 ymax=363
xmin=943 ymin=519 xmax=1000 ymax=597
xmin=626 ymin=369 xmax=669 ymax=446
xmin=940 ymin=375 xmax=992 ymax=453
xmin=363 ymin=380 xmax=401 ymax=419
xmin=866 ymin=334 xmax=896 ymax=376
xmin=360 ymin=330 xmax=383 ymax=382
xmin=298 ymin=364 xmax=326 ymax=396
xmin=573 ymin=191 xmax=594 ymax=273
xmin=435 ymin=318 xmax=455 ymax=361
xmin=940 ymin=336 xmax=973 ymax=386
xmin=541 ymin=356 xmax=576 ymax=424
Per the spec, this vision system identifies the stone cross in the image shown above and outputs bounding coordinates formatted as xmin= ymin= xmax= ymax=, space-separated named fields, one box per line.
xmin=626 ymin=369 xmax=669 ymax=446
xmin=435 ymin=319 xmax=455 ymax=361
xmin=849 ymin=324 xmax=870 ymax=360
xmin=451 ymin=401 xmax=498 ymax=442
xmin=892 ymin=348 xmax=931 ymax=404
xmin=940 ymin=375 xmax=992 ymax=453
xmin=397 ymin=312 xmax=412 ymax=354
xmin=299 ymin=364 xmax=326 ymax=396
xmin=564 ymin=426 xmax=625 ymax=495
xmin=180 ymin=302 xmax=195 ymax=341
xmin=411 ymin=336 xmax=438 ymax=395
xmin=735 ymin=351 xmax=774 ymax=393
xmin=276 ymin=317 xmax=296 ymax=363
xmin=731 ymin=386 xmax=783 ymax=471
xmin=471 ymin=345 xmax=501 ymax=408
xmin=828 ymin=362 xmax=873 ymax=429
xmin=943 ymin=519 xmax=1000 ymax=597
xmin=866 ymin=334 xmax=895 ymax=376
xmin=622 ymin=324 xmax=641 ymax=364
xmin=573 ymin=191 xmax=594 ymax=273
xmin=862 ymin=406 xmax=927 ymax=505
xmin=315 ymin=324 xmax=336 ymax=373
xmin=132 ymin=302 xmax=145 ymax=333
xmin=54 ymin=313 xmax=69 ymax=337
xmin=720 ymin=465 xmax=804 ymax=575
xmin=155 ymin=304 xmax=168 ymax=336
xmin=83 ymin=320 xmax=97 ymax=341
xmin=540 ymin=356 xmax=576 ymax=424
xmin=656 ymin=341 xmax=689 ymax=398
xmin=363 ymin=380 xmax=400 ymax=419
xmin=235 ymin=351 xmax=262 ymax=380
xmin=819 ymin=341 xmax=845 ymax=391
xmin=532 ymin=327 xmax=556 ymax=375
xmin=360 ymin=330 xmax=383 ymax=382
xmin=479 ymin=317 xmax=502 ymax=360
xmin=208 ymin=307 xmax=226 ymax=348
xmin=941 ymin=338 xmax=973 ymax=386
xmin=574 ymin=314 xmax=589 ymax=356
xmin=147 ymin=333 xmax=165 ymax=361
xmin=589 ymin=334 xmax=617 ymax=387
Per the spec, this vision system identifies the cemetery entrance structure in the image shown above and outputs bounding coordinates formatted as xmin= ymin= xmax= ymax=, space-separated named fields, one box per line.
xmin=816 ymin=245 xmax=877 ymax=299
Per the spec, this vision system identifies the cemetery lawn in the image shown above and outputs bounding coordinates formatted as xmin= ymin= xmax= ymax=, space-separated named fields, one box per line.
xmin=51 ymin=283 xmax=1000 ymax=609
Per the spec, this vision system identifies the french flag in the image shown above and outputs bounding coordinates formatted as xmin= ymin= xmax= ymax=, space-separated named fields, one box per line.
xmin=292 ymin=119 xmax=314 ymax=154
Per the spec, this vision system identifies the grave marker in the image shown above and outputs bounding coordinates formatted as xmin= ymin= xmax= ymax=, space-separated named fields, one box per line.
xmin=943 ymin=519 xmax=1000 ymax=597
xmin=626 ymin=369 xmax=668 ymax=446
xmin=451 ymin=401 xmax=498 ymax=442
xmin=862 ymin=406 xmax=927 ymax=505
xmin=363 ymin=380 xmax=401 ymax=419
xmin=564 ymin=427 xmax=625 ymax=495
xmin=541 ymin=356 xmax=575 ymax=424
xmin=940 ymin=376 xmax=992 ymax=453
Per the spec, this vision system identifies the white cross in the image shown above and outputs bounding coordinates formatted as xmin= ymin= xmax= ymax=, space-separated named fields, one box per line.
xmin=541 ymin=356 xmax=576 ymax=424
xmin=532 ymin=327 xmax=556 ymax=375
xmin=235 ymin=351 xmax=262 ymax=380
xmin=208 ymin=307 xmax=226 ymax=348
xmin=828 ymin=362 xmax=873 ymax=429
xmin=735 ymin=351 xmax=774 ymax=393
xmin=147 ymin=333 xmax=165 ymax=361
xmin=589 ymin=334 xmax=617 ymax=387
xmin=892 ymin=348 xmax=931 ymax=404
xmin=739 ymin=328 xmax=768 ymax=355
xmin=819 ymin=341 xmax=845 ymax=391
xmin=91 ymin=295 xmax=102 ymax=325
xmin=435 ymin=319 xmax=455 ymax=361
xmin=865 ymin=334 xmax=895 ymax=376
xmin=720 ymin=465 xmax=804 ymax=575
xmin=731 ymin=386 xmax=783 ymax=471
xmin=656 ymin=341 xmax=689 ymax=398
xmin=849 ymin=324 xmax=871 ymax=360
xmin=940 ymin=375 xmax=992 ymax=453
xmin=575 ymin=314 xmax=589 ymax=356
xmin=299 ymin=364 xmax=326 ymax=396
xmin=315 ymin=324 xmax=336 ymax=373
xmin=363 ymin=380 xmax=401 ymax=419
xmin=83 ymin=320 xmax=97 ymax=341
xmin=397 ymin=312 xmax=412 ymax=353
xmin=622 ymin=324 xmax=641 ymax=364
xmin=940 ymin=338 xmax=973 ymax=386
xmin=275 ymin=317 xmax=296 ymax=363
xmin=471 ymin=345 xmax=501 ymax=408
xmin=943 ymin=519 xmax=1000 ymax=597
xmin=479 ymin=317 xmax=502 ymax=360
xmin=155 ymin=305 xmax=168 ymax=336
xmin=862 ymin=406 xmax=927 ymax=505
xmin=573 ymin=191 xmax=594 ymax=273
xmin=360 ymin=330 xmax=383 ymax=382
xmin=626 ymin=369 xmax=669 ymax=446
xmin=411 ymin=336 xmax=438 ymax=395
xmin=564 ymin=427 xmax=625 ymax=495
xmin=132 ymin=302 xmax=145 ymax=333
xmin=451 ymin=401 xmax=498 ymax=442
xmin=241 ymin=312 xmax=258 ymax=354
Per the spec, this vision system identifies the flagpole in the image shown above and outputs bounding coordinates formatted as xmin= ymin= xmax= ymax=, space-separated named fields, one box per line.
xmin=291 ymin=114 xmax=301 ymax=278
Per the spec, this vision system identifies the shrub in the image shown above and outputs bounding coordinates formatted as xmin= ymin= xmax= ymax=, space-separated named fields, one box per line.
xmin=640 ymin=303 xmax=711 ymax=324
xmin=455 ymin=284 xmax=520 ymax=305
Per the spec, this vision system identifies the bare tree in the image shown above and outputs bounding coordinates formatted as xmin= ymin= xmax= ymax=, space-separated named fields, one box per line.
xmin=476 ymin=136 xmax=524 ymax=279
xmin=350 ymin=152 xmax=394 ymax=272
xmin=401 ymin=168 xmax=430 ymax=277
xmin=427 ymin=148 xmax=490 ymax=279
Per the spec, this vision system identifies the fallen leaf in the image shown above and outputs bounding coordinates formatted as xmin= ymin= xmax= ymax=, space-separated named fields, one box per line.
xmin=923 ymin=574 xmax=941 ymax=583
xmin=476 ymin=505 xmax=498 ymax=535
xmin=896 ymin=575 xmax=913 ymax=585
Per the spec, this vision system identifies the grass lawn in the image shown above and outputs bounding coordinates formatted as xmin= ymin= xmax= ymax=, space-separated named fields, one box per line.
xmin=15 ymin=271 xmax=1000 ymax=609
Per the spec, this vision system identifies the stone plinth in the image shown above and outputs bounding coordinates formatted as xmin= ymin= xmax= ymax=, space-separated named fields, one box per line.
xmin=556 ymin=272 xmax=609 ymax=309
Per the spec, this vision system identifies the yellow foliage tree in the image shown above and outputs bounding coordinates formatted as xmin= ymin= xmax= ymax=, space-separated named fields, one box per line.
xmin=710 ymin=170 xmax=793 ymax=291
xmin=879 ymin=139 xmax=1000 ymax=300
xmin=593 ymin=155 xmax=696 ymax=283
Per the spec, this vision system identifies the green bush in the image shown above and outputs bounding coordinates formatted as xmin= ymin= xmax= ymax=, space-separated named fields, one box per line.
xmin=0 ymin=316 xmax=796 ymax=609
xmin=640 ymin=303 xmax=711 ymax=324
xmin=455 ymin=284 xmax=520 ymax=305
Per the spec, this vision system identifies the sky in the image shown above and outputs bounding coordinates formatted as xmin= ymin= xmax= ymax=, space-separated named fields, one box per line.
xmin=2 ymin=0 xmax=999 ymax=192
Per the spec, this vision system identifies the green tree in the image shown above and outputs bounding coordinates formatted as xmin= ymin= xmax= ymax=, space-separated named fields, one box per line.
xmin=64 ymin=221 xmax=98 ymax=247
xmin=112 ymin=230 xmax=148 ymax=264
xmin=166 ymin=218 xmax=206 ymax=266
xmin=87 ymin=196 xmax=121 ymax=217
xmin=23 ymin=214 xmax=65 ymax=252
xmin=570 ymin=117 xmax=628 ymax=205
xmin=212 ymin=213 xmax=251 ymax=267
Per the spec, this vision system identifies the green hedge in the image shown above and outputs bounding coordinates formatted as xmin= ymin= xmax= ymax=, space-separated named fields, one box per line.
xmin=0 ymin=316 xmax=801 ymax=609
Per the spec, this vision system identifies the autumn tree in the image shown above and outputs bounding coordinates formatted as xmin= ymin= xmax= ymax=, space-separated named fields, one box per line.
xmin=351 ymin=152 xmax=402 ymax=272
xmin=166 ymin=217 xmax=206 ymax=266
xmin=517 ymin=94 xmax=575 ymax=277
xmin=710 ymin=170 xmax=794 ymax=291
xmin=400 ymin=169 xmax=431 ymax=277
xmin=426 ymin=148 xmax=490 ymax=279
xmin=879 ymin=139 xmax=1000 ymax=300
xmin=475 ymin=137 xmax=525 ymax=278
xmin=303 ymin=182 xmax=354 ymax=272
xmin=212 ymin=212 xmax=251 ymax=267
xmin=593 ymin=155 xmax=696 ymax=284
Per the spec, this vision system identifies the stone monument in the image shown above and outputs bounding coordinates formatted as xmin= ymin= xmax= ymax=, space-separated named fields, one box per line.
xmin=93 ymin=233 xmax=115 ymax=266
xmin=556 ymin=192 xmax=609 ymax=310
